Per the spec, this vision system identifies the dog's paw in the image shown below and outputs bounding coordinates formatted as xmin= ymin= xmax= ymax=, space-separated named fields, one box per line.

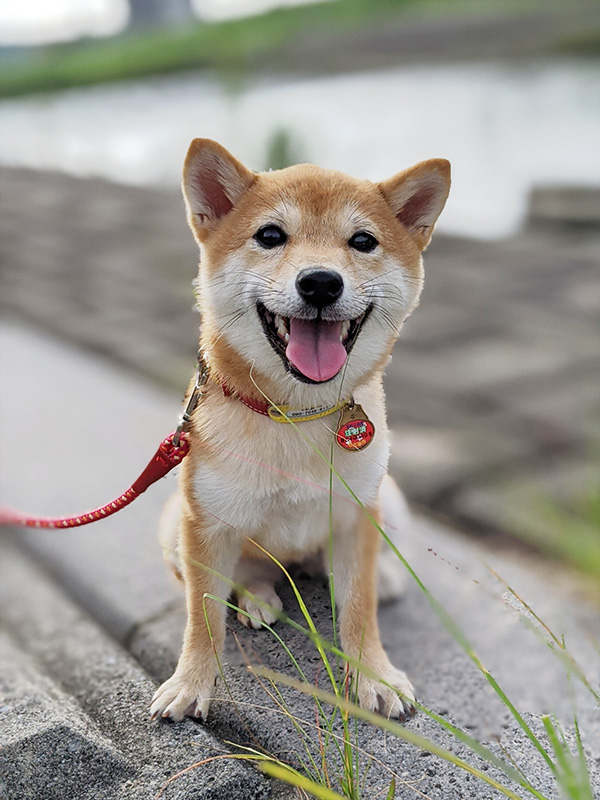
xmin=150 ymin=671 xmax=214 ymax=722
xmin=353 ymin=666 xmax=416 ymax=721
xmin=236 ymin=581 xmax=283 ymax=629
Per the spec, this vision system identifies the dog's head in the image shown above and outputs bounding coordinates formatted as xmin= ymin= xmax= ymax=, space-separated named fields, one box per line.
xmin=183 ymin=139 xmax=450 ymax=401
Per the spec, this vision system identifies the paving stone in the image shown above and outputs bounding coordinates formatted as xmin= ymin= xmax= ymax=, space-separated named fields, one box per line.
xmin=454 ymin=458 xmax=600 ymax=544
xmin=388 ymin=419 xmax=534 ymax=504
xmin=0 ymin=538 xmax=271 ymax=800
xmin=393 ymin=337 xmax=587 ymax=395
xmin=0 ymin=320 xmax=184 ymax=644
xmin=0 ymin=631 xmax=133 ymax=800
xmin=0 ymin=168 xmax=199 ymax=390
xmin=529 ymin=186 xmax=600 ymax=225
xmin=489 ymin=359 xmax=600 ymax=453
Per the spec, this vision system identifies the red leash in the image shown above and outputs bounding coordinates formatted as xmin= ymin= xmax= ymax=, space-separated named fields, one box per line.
xmin=0 ymin=431 xmax=190 ymax=529
xmin=0 ymin=353 xmax=208 ymax=531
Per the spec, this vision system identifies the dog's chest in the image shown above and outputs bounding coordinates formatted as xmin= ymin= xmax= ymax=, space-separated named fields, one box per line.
xmin=191 ymin=395 xmax=388 ymax=542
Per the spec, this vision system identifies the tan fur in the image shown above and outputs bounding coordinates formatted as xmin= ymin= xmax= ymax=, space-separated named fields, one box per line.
xmin=150 ymin=139 xmax=450 ymax=723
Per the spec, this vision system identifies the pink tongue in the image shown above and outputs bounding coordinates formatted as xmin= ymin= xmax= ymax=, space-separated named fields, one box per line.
xmin=286 ymin=318 xmax=347 ymax=382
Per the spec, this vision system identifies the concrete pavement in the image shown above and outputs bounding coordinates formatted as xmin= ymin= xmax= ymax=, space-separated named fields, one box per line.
xmin=1 ymin=166 xmax=599 ymax=798
xmin=1 ymin=320 xmax=598 ymax=799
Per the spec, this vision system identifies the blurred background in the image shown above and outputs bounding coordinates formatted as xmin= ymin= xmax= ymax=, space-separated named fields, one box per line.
xmin=1 ymin=0 xmax=599 ymax=583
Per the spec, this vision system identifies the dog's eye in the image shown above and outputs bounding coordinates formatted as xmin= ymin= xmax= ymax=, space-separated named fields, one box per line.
xmin=348 ymin=231 xmax=378 ymax=253
xmin=254 ymin=225 xmax=288 ymax=249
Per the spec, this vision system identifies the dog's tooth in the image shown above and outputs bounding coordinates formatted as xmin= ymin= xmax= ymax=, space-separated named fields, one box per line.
xmin=340 ymin=320 xmax=350 ymax=342
xmin=284 ymin=332 xmax=290 ymax=343
xmin=274 ymin=314 xmax=287 ymax=340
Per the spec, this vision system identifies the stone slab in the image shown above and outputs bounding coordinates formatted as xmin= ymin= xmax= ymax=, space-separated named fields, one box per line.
xmin=453 ymin=458 xmax=600 ymax=559
xmin=0 ymin=538 xmax=271 ymax=800
xmin=388 ymin=417 xmax=535 ymax=504
xmin=528 ymin=186 xmax=600 ymax=226
xmin=0 ymin=319 xmax=183 ymax=644
xmin=0 ymin=631 xmax=133 ymax=800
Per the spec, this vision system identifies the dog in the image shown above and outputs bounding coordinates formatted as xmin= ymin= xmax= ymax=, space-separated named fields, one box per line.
xmin=150 ymin=139 xmax=450 ymax=723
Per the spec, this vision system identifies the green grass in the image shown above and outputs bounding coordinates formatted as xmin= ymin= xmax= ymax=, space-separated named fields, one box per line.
xmin=0 ymin=0 xmax=409 ymax=97
xmin=502 ymin=480 xmax=600 ymax=584
xmin=554 ymin=26 xmax=600 ymax=56
xmin=0 ymin=0 xmax=584 ymax=98
xmin=534 ymin=487 xmax=600 ymax=578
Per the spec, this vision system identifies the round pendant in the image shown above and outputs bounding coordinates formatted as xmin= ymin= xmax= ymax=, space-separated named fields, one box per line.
xmin=335 ymin=403 xmax=375 ymax=452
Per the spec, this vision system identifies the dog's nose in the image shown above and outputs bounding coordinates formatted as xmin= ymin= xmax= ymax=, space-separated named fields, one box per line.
xmin=296 ymin=269 xmax=344 ymax=309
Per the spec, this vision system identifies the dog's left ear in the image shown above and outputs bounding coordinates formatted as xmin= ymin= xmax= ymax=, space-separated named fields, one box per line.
xmin=379 ymin=159 xmax=450 ymax=250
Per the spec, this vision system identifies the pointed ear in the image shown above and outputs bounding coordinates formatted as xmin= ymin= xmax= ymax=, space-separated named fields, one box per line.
xmin=379 ymin=159 xmax=450 ymax=250
xmin=182 ymin=139 xmax=256 ymax=233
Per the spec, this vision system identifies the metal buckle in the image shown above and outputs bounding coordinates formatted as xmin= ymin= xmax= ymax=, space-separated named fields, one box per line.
xmin=172 ymin=351 xmax=209 ymax=447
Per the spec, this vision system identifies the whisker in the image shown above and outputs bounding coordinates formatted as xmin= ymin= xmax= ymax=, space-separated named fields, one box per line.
xmin=365 ymin=284 xmax=405 ymax=302
xmin=213 ymin=310 xmax=248 ymax=340
xmin=212 ymin=306 xmax=245 ymax=322
xmin=204 ymin=273 xmax=230 ymax=287
xmin=356 ymin=265 xmax=404 ymax=288
xmin=359 ymin=270 xmax=421 ymax=291
xmin=373 ymin=308 xmax=401 ymax=335
xmin=240 ymin=270 xmax=278 ymax=286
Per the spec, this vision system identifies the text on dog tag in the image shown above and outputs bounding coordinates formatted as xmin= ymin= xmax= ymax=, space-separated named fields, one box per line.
xmin=335 ymin=403 xmax=375 ymax=451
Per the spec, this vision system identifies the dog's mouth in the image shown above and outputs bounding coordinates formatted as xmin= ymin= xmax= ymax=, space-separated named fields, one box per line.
xmin=257 ymin=302 xmax=372 ymax=384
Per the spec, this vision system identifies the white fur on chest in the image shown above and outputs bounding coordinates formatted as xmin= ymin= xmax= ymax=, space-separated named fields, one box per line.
xmin=191 ymin=381 xmax=389 ymax=554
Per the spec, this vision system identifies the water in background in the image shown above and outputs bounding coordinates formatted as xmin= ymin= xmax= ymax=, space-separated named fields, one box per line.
xmin=1 ymin=58 xmax=598 ymax=238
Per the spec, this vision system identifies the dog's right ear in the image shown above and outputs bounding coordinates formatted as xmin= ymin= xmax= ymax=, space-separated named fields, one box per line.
xmin=182 ymin=139 xmax=256 ymax=235
xmin=379 ymin=159 xmax=450 ymax=251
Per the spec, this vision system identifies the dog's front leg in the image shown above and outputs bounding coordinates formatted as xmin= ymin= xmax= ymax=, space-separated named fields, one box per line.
xmin=151 ymin=508 xmax=239 ymax=722
xmin=334 ymin=504 xmax=416 ymax=720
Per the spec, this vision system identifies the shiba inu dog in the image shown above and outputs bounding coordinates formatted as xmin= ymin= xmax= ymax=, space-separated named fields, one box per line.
xmin=151 ymin=139 xmax=450 ymax=723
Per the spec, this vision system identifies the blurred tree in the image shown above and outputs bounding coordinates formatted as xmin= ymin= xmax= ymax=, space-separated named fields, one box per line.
xmin=128 ymin=0 xmax=194 ymax=28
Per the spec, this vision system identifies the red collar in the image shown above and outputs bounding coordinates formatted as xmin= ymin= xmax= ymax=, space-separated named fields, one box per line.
xmin=220 ymin=383 xmax=271 ymax=416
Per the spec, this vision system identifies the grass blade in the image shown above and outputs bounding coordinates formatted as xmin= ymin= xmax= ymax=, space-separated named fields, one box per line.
xmin=252 ymin=667 xmax=547 ymax=800
xmin=260 ymin=761 xmax=348 ymax=799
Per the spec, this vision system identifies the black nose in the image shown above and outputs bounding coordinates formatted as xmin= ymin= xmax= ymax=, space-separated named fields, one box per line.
xmin=296 ymin=269 xmax=344 ymax=309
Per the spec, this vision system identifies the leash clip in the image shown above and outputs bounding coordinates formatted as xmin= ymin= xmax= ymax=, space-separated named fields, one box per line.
xmin=173 ymin=352 xmax=209 ymax=447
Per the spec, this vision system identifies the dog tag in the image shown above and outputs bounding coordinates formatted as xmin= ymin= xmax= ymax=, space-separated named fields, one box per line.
xmin=335 ymin=403 xmax=375 ymax=452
